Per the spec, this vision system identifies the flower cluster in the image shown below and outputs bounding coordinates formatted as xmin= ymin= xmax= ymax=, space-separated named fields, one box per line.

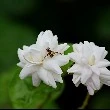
xmin=17 ymin=30 xmax=110 ymax=95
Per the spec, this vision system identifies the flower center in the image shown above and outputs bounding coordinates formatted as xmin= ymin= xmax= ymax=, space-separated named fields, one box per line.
xmin=45 ymin=47 xmax=61 ymax=58
xmin=88 ymin=55 xmax=95 ymax=66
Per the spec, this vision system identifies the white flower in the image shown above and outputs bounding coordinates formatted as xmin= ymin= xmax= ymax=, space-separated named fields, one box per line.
xmin=17 ymin=30 xmax=69 ymax=88
xmin=67 ymin=41 xmax=110 ymax=95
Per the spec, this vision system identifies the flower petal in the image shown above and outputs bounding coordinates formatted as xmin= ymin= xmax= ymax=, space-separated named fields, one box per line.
xmin=72 ymin=74 xmax=81 ymax=85
xmin=17 ymin=62 xmax=25 ymax=68
xmin=100 ymin=80 xmax=110 ymax=86
xmin=82 ymin=41 xmax=92 ymax=58
xmin=91 ymin=66 xmax=100 ymax=75
xmin=37 ymin=67 xmax=49 ymax=85
xmin=32 ymin=72 xmax=41 ymax=87
xmin=23 ymin=45 xmax=29 ymax=50
xmin=96 ymin=59 xmax=110 ymax=68
xmin=87 ymin=85 xmax=94 ymax=95
xmin=73 ymin=43 xmax=83 ymax=53
xmin=52 ymin=73 xmax=63 ymax=83
xmin=100 ymin=75 xmax=110 ymax=81
xmin=18 ymin=48 xmax=26 ymax=63
xmin=87 ymin=80 xmax=97 ymax=90
xmin=43 ymin=59 xmax=63 ymax=74
xmin=47 ymin=72 xmax=57 ymax=88
xmin=67 ymin=64 xmax=82 ymax=74
xmin=100 ymin=67 xmax=110 ymax=76
xmin=91 ymin=74 xmax=100 ymax=90
xmin=75 ymin=81 xmax=81 ymax=87
xmin=81 ymin=68 xmax=92 ymax=84
xmin=53 ymin=54 xmax=69 ymax=66
xmin=56 ymin=43 xmax=70 ymax=53
xmin=19 ymin=64 xmax=38 ymax=79
xmin=68 ymin=52 xmax=81 ymax=64
xmin=93 ymin=47 xmax=105 ymax=62
xmin=102 ymin=50 xmax=108 ymax=59
xmin=49 ymin=35 xmax=58 ymax=50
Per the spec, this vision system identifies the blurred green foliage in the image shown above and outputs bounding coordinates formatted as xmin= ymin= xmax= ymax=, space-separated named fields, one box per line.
xmin=0 ymin=17 xmax=37 ymax=72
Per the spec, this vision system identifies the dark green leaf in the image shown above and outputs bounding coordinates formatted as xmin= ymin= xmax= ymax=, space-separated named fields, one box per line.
xmin=9 ymin=69 xmax=64 ymax=109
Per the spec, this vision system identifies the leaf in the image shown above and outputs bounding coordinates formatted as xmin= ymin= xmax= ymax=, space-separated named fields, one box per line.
xmin=9 ymin=68 xmax=64 ymax=109
xmin=0 ymin=66 xmax=18 ymax=108
xmin=62 ymin=43 xmax=74 ymax=76
xmin=64 ymin=43 xmax=73 ymax=55
xmin=42 ymin=100 xmax=59 ymax=109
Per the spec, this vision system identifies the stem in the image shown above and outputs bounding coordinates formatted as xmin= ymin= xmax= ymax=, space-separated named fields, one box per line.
xmin=78 ymin=92 xmax=91 ymax=109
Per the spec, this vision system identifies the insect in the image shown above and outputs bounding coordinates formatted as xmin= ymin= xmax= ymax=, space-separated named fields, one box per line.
xmin=46 ymin=47 xmax=62 ymax=58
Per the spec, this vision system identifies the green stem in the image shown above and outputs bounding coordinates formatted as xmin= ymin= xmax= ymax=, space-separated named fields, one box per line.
xmin=78 ymin=93 xmax=91 ymax=109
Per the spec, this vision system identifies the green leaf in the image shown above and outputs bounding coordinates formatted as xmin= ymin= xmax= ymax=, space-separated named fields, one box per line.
xmin=64 ymin=43 xmax=73 ymax=55
xmin=62 ymin=43 xmax=74 ymax=76
xmin=42 ymin=100 xmax=59 ymax=109
xmin=0 ymin=66 xmax=18 ymax=108
xmin=9 ymin=69 xmax=64 ymax=109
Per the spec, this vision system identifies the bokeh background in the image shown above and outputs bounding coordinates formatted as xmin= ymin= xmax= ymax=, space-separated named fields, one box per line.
xmin=0 ymin=0 xmax=110 ymax=109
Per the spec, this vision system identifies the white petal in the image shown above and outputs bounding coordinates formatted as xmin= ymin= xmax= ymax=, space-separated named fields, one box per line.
xmin=29 ymin=49 xmax=43 ymax=62
xmin=19 ymin=64 xmax=38 ymax=79
xmin=37 ymin=67 xmax=49 ymax=85
xmin=73 ymin=43 xmax=83 ymax=53
xmin=32 ymin=72 xmax=41 ymax=87
xmin=56 ymin=43 xmax=70 ymax=53
xmin=75 ymin=81 xmax=81 ymax=87
xmin=100 ymin=75 xmax=110 ymax=81
xmin=68 ymin=52 xmax=82 ymax=64
xmin=17 ymin=62 xmax=25 ymax=68
xmin=43 ymin=59 xmax=63 ymax=74
xmin=52 ymin=73 xmax=63 ymax=83
xmin=23 ymin=45 xmax=29 ymax=50
xmin=49 ymin=35 xmax=58 ymax=50
xmin=100 ymin=68 xmax=110 ymax=81
xmin=87 ymin=80 xmax=96 ymax=90
xmin=91 ymin=74 xmax=100 ymax=90
xmin=72 ymin=74 xmax=81 ymax=85
xmin=96 ymin=59 xmax=110 ymax=68
xmin=47 ymin=72 xmax=57 ymax=88
xmin=81 ymin=68 xmax=92 ymax=84
xmin=100 ymin=80 xmax=110 ymax=86
xmin=36 ymin=31 xmax=44 ymax=46
xmin=102 ymin=50 xmax=108 ymax=59
xmin=93 ymin=47 xmax=105 ymax=62
xmin=87 ymin=85 xmax=94 ymax=95
xmin=67 ymin=64 xmax=82 ymax=74
xmin=106 ymin=81 xmax=110 ymax=86
xmin=53 ymin=55 xmax=69 ymax=66
xmin=82 ymin=41 xmax=92 ymax=58
xmin=100 ymin=67 xmax=110 ymax=76
xmin=44 ymin=30 xmax=53 ymax=41
xmin=18 ymin=48 xmax=26 ymax=63
xmin=91 ymin=66 xmax=100 ymax=75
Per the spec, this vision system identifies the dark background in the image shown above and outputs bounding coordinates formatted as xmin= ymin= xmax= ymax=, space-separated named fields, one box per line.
xmin=0 ymin=0 xmax=110 ymax=109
